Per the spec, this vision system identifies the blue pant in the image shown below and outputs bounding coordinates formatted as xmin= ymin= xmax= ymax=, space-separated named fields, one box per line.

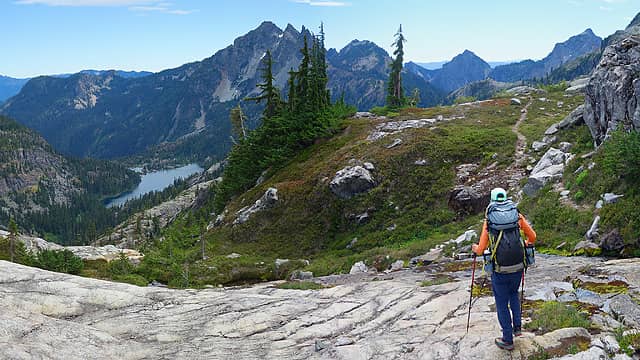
xmin=491 ymin=270 xmax=523 ymax=344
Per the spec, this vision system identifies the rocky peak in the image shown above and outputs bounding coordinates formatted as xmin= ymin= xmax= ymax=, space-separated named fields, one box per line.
xmin=542 ymin=29 xmax=602 ymax=72
xmin=628 ymin=12 xmax=640 ymax=29
xmin=583 ymin=35 xmax=640 ymax=144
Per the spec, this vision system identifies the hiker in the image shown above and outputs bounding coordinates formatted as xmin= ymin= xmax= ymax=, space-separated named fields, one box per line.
xmin=471 ymin=187 xmax=536 ymax=351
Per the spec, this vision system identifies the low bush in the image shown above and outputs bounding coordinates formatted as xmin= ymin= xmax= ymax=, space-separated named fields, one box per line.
xmin=35 ymin=249 xmax=84 ymax=275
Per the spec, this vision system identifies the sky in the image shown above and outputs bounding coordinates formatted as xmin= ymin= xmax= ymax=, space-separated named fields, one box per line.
xmin=1 ymin=0 xmax=637 ymax=78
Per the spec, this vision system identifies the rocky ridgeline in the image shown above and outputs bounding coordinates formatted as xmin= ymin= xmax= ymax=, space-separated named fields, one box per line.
xmin=0 ymin=230 xmax=141 ymax=262
xmin=96 ymin=180 xmax=215 ymax=248
xmin=2 ymin=255 xmax=640 ymax=359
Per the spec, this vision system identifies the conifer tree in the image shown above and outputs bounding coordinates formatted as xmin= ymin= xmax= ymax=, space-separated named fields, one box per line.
xmin=387 ymin=25 xmax=406 ymax=108
xmin=229 ymin=104 xmax=247 ymax=142
xmin=246 ymin=50 xmax=282 ymax=119
xmin=8 ymin=217 xmax=17 ymax=263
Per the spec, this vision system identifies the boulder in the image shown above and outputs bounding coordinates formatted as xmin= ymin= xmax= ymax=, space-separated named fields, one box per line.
xmin=532 ymin=141 xmax=547 ymax=152
xmin=558 ymin=104 xmax=585 ymax=129
xmin=583 ymin=36 xmax=640 ymax=145
xmin=558 ymin=142 xmax=572 ymax=152
xmin=510 ymin=98 xmax=522 ymax=105
xmin=600 ymin=229 xmax=624 ymax=252
xmin=609 ymin=293 xmax=640 ymax=327
xmin=289 ymin=270 xmax=313 ymax=281
xmin=523 ymin=148 xmax=571 ymax=196
xmin=603 ymin=193 xmax=624 ymax=204
xmin=234 ymin=188 xmax=278 ymax=224
xmin=349 ymin=261 xmax=368 ymax=274
xmin=389 ymin=260 xmax=404 ymax=272
xmin=544 ymin=123 xmax=559 ymax=135
xmin=565 ymin=77 xmax=590 ymax=94
xmin=410 ymin=248 xmax=443 ymax=266
xmin=385 ymin=138 xmax=402 ymax=148
xmin=454 ymin=230 xmax=478 ymax=244
xmin=573 ymin=240 xmax=601 ymax=256
xmin=329 ymin=166 xmax=376 ymax=199
xmin=448 ymin=186 xmax=489 ymax=215
xmin=414 ymin=159 xmax=428 ymax=166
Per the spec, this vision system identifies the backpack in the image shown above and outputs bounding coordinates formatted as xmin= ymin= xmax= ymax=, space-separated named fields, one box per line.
xmin=485 ymin=200 xmax=526 ymax=273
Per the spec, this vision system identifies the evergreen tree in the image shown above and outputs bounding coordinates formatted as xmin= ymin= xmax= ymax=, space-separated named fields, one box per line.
xmin=387 ymin=25 xmax=406 ymax=108
xmin=8 ymin=217 xmax=17 ymax=263
xmin=229 ymin=104 xmax=247 ymax=142
xmin=246 ymin=50 xmax=282 ymax=119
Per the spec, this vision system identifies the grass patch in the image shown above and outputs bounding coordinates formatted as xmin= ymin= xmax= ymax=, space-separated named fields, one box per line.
xmin=519 ymin=185 xmax=592 ymax=251
xmin=420 ymin=275 xmax=453 ymax=287
xmin=276 ymin=281 xmax=325 ymax=290
xmin=525 ymin=301 xmax=590 ymax=334
xmin=616 ymin=327 xmax=640 ymax=356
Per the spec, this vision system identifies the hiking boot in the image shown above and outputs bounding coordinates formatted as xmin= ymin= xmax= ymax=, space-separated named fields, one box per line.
xmin=514 ymin=327 xmax=522 ymax=337
xmin=495 ymin=338 xmax=514 ymax=351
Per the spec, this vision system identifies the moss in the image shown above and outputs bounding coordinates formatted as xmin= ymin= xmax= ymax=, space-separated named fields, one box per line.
xmin=574 ymin=279 xmax=629 ymax=295
xmin=276 ymin=281 xmax=325 ymax=290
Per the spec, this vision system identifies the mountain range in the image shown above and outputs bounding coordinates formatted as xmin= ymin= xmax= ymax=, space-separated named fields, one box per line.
xmin=0 ymin=22 xmax=603 ymax=161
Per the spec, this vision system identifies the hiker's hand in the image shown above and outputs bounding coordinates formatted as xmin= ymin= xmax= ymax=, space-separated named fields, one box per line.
xmin=471 ymin=244 xmax=478 ymax=254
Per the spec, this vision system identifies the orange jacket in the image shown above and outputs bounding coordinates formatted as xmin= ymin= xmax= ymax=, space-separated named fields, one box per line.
xmin=473 ymin=214 xmax=536 ymax=256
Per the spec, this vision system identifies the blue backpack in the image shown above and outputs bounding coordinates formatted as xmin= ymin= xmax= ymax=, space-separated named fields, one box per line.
xmin=485 ymin=200 xmax=526 ymax=273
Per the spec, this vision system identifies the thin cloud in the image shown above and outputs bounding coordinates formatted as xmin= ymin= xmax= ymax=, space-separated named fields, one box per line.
xmin=15 ymin=0 xmax=195 ymax=14
xmin=599 ymin=5 xmax=613 ymax=11
xmin=292 ymin=0 xmax=350 ymax=7
xmin=567 ymin=0 xmax=582 ymax=6
xmin=15 ymin=0 xmax=153 ymax=5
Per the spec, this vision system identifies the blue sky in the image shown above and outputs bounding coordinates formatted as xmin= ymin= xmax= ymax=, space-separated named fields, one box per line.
xmin=1 ymin=0 xmax=637 ymax=78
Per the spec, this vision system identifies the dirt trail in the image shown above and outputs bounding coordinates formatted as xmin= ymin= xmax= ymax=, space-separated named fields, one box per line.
xmin=503 ymin=98 xmax=533 ymax=198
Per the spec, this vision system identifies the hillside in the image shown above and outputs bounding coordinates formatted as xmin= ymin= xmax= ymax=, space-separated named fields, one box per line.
xmin=101 ymin=85 xmax=593 ymax=288
xmin=0 ymin=115 xmax=140 ymax=243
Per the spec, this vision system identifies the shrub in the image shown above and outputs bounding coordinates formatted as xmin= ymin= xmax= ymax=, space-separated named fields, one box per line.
xmin=108 ymin=252 xmax=135 ymax=276
xmin=112 ymin=274 xmax=148 ymax=286
xmin=36 ymin=249 xmax=84 ymax=274
xmin=525 ymin=301 xmax=590 ymax=333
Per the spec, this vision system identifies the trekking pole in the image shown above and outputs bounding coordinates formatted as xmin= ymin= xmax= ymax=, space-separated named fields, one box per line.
xmin=520 ymin=269 xmax=525 ymax=311
xmin=467 ymin=254 xmax=477 ymax=333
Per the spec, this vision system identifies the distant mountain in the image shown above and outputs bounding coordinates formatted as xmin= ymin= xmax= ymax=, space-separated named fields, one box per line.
xmin=491 ymin=29 xmax=602 ymax=82
xmin=415 ymin=60 xmax=516 ymax=70
xmin=428 ymin=50 xmax=491 ymax=92
xmin=1 ymin=22 xmax=444 ymax=160
xmin=328 ymin=40 xmax=444 ymax=110
xmin=0 ymin=70 xmax=151 ymax=104
xmin=0 ymin=76 xmax=29 ymax=103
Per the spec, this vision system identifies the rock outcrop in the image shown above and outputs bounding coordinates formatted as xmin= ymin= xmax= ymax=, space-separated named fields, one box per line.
xmin=97 ymin=180 xmax=215 ymax=247
xmin=0 ymin=230 xmax=142 ymax=262
xmin=234 ymin=187 xmax=279 ymax=224
xmin=329 ymin=166 xmax=376 ymax=199
xmin=523 ymin=147 xmax=573 ymax=196
xmin=3 ymin=255 xmax=640 ymax=359
xmin=583 ymin=34 xmax=640 ymax=144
